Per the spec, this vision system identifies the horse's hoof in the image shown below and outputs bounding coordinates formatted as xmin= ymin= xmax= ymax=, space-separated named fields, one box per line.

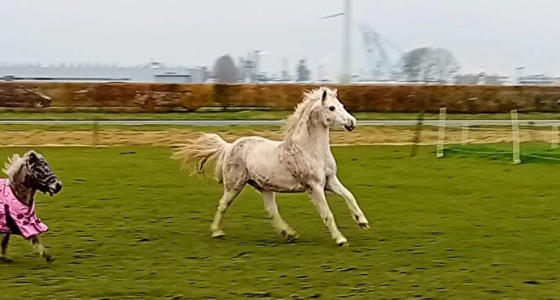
xmin=358 ymin=223 xmax=371 ymax=230
xmin=211 ymin=230 xmax=226 ymax=238
xmin=44 ymin=254 xmax=55 ymax=263
xmin=0 ymin=256 xmax=14 ymax=263
xmin=336 ymin=238 xmax=349 ymax=247
xmin=282 ymin=231 xmax=299 ymax=243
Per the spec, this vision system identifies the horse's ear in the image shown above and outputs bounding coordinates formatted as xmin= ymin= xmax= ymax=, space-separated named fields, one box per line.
xmin=26 ymin=151 xmax=39 ymax=167
xmin=321 ymin=89 xmax=327 ymax=103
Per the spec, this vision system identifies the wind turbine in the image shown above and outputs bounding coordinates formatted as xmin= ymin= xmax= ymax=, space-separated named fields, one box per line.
xmin=321 ymin=0 xmax=352 ymax=84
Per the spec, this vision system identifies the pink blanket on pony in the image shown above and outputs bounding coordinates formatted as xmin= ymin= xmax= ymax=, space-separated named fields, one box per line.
xmin=0 ymin=179 xmax=48 ymax=239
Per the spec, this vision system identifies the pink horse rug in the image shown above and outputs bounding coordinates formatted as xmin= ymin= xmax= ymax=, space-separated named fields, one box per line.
xmin=0 ymin=179 xmax=48 ymax=239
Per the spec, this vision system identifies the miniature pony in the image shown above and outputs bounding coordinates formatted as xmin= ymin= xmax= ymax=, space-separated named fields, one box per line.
xmin=0 ymin=150 xmax=62 ymax=263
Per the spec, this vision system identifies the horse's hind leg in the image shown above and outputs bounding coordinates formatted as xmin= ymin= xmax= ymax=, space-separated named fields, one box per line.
xmin=29 ymin=236 xmax=54 ymax=263
xmin=261 ymin=191 xmax=298 ymax=242
xmin=210 ymin=187 xmax=243 ymax=238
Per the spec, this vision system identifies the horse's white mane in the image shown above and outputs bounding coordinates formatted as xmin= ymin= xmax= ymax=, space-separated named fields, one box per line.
xmin=3 ymin=154 xmax=25 ymax=181
xmin=283 ymin=87 xmax=335 ymax=139
xmin=2 ymin=151 xmax=40 ymax=182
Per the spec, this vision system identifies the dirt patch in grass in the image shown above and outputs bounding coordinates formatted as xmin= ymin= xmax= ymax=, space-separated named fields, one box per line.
xmin=1 ymin=127 xmax=557 ymax=147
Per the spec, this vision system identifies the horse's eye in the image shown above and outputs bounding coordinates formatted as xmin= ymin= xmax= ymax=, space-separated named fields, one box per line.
xmin=329 ymin=106 xmax=335 ymax=111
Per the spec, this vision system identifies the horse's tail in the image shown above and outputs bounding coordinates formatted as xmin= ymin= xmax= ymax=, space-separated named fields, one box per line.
xmin=172 ymin=133 xmax=230 ymax=184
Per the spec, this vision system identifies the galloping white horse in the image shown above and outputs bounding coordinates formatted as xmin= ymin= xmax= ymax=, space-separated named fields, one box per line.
xmin=173 ymin=87 xmax=369 ymax=246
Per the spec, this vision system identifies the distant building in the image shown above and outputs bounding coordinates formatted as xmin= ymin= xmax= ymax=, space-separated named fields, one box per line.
xmin=454 ymin=73 xmax=508 ymax=86
xmin=455 ymin=74 xmax=479 ymax=85
xmin=0 ymin=62 xmax=208 ymax=83
xmin=517 ymin=74 xmax=555 ymax=86
xmin=482 ymin=74 xmax=509 ymax=85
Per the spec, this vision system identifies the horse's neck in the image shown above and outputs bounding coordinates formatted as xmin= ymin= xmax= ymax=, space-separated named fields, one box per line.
xmin=287 ymin=121 xmax=331 ymax=159
xmin=9 ymin=181 xmax=35 ymax=205
xmin=9 ymin=169 xmax=35 ymax=205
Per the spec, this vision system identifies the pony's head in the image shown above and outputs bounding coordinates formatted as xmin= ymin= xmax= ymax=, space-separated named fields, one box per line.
xmin=3 ymin=150 xmax=62 ymax=196
xmin=315 ymin=87 xmax=356 ymax=132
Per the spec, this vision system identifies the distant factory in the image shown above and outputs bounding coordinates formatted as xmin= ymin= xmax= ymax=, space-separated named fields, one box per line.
xmin=0 ymin=61 xmax=208 ymax=83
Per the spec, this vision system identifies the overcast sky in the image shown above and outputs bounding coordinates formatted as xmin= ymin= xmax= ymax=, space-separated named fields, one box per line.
xmin=1 ymin=0 xmax=559 ymax=80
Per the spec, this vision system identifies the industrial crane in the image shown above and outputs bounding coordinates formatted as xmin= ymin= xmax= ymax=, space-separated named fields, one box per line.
xmin=359 ymin=24 xmax=401 ymax=81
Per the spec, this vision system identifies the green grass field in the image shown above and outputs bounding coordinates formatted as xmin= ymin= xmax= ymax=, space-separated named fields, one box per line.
xmin=446 ymin=143 xmax=560 ymax=164
xmin=0 ymin=146 xmax=558 ymax=299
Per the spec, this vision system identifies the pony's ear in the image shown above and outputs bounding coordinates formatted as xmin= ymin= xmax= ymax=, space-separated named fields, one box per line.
xmin=321 ymin=89 xmax=328 ymax=104
xmin=26 ymin=150 xmax=39 ymax=167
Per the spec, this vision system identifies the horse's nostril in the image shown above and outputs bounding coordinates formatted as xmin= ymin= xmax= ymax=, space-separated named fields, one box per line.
xmin=344 ymin=124 xmax=355 ymax=132
xmin=55 ymin=182 xmax=62 ymax=192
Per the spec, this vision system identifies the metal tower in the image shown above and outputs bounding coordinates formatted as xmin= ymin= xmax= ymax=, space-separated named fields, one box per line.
xmin=360 ymin=24 xmax=394 ymax=81
xmin=321 ymin=0 xmax=352 ymax=83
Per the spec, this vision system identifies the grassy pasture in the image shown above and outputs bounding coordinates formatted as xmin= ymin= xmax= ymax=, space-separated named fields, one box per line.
xmin=0 ymin=145 xmax=558 ymax=299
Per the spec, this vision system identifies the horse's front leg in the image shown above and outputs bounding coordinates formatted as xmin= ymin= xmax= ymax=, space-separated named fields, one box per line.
xmin=309 ymin=184 xmax=347 ymax=246
xmin=0 ymin=234 xmax=11 ymax=261
xmin=326 ymin=176 xmax=370 ymax=229
xmin=29 ymin=236 xmax=54 ymax=263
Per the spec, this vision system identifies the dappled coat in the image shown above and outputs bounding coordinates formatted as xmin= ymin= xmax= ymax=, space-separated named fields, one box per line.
xmin=0 ymin=179 xmax=48 ymax=239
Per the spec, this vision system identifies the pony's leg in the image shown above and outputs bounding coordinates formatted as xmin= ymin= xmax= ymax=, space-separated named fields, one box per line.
xmin=29 ymin=236 xmax=54 ymax=263
xmin=1 ymin=234 xmax=9 ymax=256
xmin=261 ymin=191 xmax=298 ymax=242
xmin=326 ymin=176 xmax=370 ymax=229
xmin=309 ymin=185 xmax=348 ymax=246
xmin=0 ymin=234 xmax=14 ymax=262
xmin=210 ymin=187 xmax=243 ymax=238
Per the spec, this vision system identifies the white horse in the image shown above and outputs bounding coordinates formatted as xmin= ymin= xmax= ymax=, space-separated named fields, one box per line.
xmin=173 ymin=87 xmax=369 ymax=246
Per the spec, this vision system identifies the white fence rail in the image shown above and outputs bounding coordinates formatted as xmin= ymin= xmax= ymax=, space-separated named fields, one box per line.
xmin=434 ymin=109 xmax=560 ymax=163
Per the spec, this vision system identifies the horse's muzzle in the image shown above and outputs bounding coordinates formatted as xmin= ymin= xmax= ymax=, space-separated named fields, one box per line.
xmin=344 ymin=120 xmax=356 ymax=132
xmin=53 ymin=182 xmax=62 ymax=193
xmin=48 ymin=181 xmax=62 ymax=196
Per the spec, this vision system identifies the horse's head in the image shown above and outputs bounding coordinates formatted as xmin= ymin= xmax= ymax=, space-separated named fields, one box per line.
xmin=318 ymin=87 xmax=356 ymax=132
xmin=22 ymin=150 xmax=62 ymax=196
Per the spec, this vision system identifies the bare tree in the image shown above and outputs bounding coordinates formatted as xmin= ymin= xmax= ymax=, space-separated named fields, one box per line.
xmin=398 ymin=47 xmax=431 ymax=81
xmin=430 ymin=48 xmax=460 ymax=83
xmin=213 ymin=55 xmax=239 ymax=83
xmin=397 ymin=47 xmax=459 ymax=83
